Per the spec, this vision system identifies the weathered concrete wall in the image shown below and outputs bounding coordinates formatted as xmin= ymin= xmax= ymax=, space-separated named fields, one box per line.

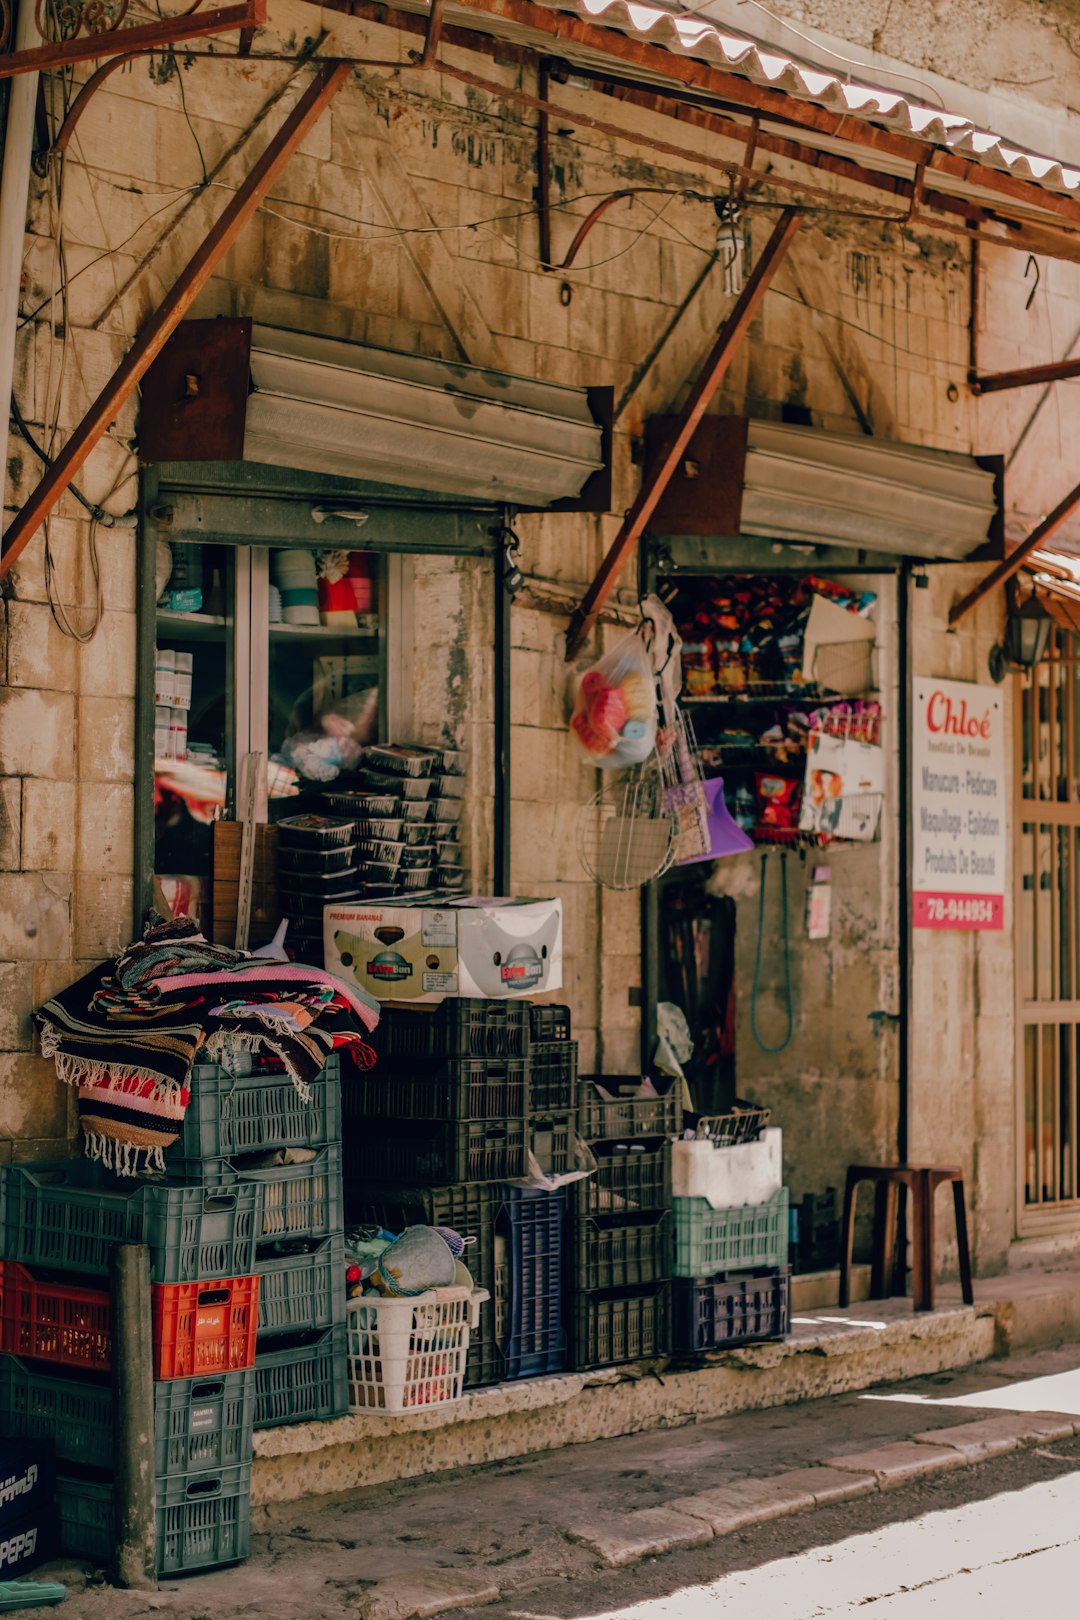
xmin=0 ymin=0 xmax=1070 ymax=1267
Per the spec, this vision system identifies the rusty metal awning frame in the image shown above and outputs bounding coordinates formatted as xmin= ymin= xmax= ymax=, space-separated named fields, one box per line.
xmin=564 ymin=206 xmax=801 ymax=659
xmin=0 ymin=0 xmax=267 ymax=78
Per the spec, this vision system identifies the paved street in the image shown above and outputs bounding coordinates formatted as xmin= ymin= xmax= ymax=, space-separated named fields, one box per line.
xmin=25 ymin=1340 xmax=1080 ymax=1620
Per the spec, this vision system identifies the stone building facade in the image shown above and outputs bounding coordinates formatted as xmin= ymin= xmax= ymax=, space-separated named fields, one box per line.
xmin=3 ymin=0 xmax=1080 ymax=1277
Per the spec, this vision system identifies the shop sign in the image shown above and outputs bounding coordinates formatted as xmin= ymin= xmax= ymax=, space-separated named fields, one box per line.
xmin=912 ymin=677 xmax=1005 ymax=930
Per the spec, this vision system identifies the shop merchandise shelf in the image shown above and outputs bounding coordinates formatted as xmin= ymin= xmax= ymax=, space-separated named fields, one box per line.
xmin=253 ymin=1325 xmax=348 ymax=1428
xmin=347 ymin=1182 xmax=500 ymax=1391
xmin=0 ymin=1357 xmax=254 ymax=1477
xmin=151 ymin=1275 xmax=260 ymax=1380
xmin=498 ymin=1188 xmax=566 ymax=1380
xmin=342 ymin=1056 xmax=529 ymax=1123
xmin=256 ymin=1233 xmax=345 ymax=1338
xmin=572 ymin=1284 xmax=671 ymax=1371
xmin=376 ymin=999 xmax=531 ymax=1063
xmin=672 ymin=1268 xmax=790 ymax=1353
xmin=672 ymin=1187 xmax=790 ymax=1278
xmin=343 ymin=1117 xmax=528 ymax=1186
xmin=172 ymin=1059 xmax=342 ymax=1167
xmin=575 ymin=1141 xmax=672 ymax=1221
xmin=0 ymin=1161 xmax=261 ymax=1285
xmin=529 ymin=1041 xmax=577 ymax=1113
xmin=346 ymin=1286 xmax=485 ymax=1413
xmin=0 ymin=1260 xmax=110 ymax=1372
xmin=578 ymin=1078 xmax=683 ymax=1143
xmin=56 ymin=1464 xmax=251 ymax=1573
xmin=183 ymin=1145 xmax=343 ymax=1246
xmin=574 ymin=1213 xmax=672 ymax=1291
xmin=529 ymin=1004 xmax=571 ymax=1043
xmin=529 ymin=1112 xmax=576 ymax=1178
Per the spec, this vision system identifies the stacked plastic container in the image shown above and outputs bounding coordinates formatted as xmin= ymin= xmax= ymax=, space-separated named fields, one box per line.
xmin=670 ymin=1112 xmax=790 ymax=1353
xmin=0 ymin=1158 xmax=262 ymax=1573
xmin=344 ymin=997 xmax=568 ymax=1388
xmin=276 ymin=814 xmax=362 ymax=967
xmin=154 ymin=648 xmax=193 ymax=761
xmin=323 ymin=743 xmax=468 ymax=897
xmin=166 ymin=1053 xmax=349 ymax=1433
xmin=572 ymin=1077 xmax=678 ymax=1369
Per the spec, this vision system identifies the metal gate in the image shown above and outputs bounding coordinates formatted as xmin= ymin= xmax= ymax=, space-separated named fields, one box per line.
xmin=1016 ymin=629 xmax=1080 ymax=1232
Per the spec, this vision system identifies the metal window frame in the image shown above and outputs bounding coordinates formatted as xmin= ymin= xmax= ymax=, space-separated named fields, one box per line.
xmin=135 ymin=459 xmax=507 ymax=930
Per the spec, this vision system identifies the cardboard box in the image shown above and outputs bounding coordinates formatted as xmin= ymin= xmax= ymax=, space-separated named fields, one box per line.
xmin=324 ymin=898 xmax=563 ymax=1001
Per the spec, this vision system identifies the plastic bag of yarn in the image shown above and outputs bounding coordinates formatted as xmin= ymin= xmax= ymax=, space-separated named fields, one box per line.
xmin=570 ymin=632 xmax=657 ymax=769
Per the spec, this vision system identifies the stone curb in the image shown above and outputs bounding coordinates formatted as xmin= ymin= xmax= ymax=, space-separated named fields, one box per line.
xmin=565 ymin=1411 xmax=1080 ymax=1568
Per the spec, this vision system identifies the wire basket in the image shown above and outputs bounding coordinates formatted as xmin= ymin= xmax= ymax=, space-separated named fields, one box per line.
xmin=578 ymin=760 xmax=675 ymax=890
xmin=693 ymin=1102 xmax=771 ymax=1145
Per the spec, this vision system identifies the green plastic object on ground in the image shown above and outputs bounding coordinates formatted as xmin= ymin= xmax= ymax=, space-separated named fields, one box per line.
xmin=0 ymin=1583 xmax=66 ymax=1609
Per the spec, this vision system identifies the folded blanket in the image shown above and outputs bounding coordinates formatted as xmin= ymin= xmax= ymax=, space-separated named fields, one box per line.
xmin=35 ymin=917 xmax=379 ymax=1175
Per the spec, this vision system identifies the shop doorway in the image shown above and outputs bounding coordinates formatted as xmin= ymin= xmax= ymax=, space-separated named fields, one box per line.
xmin=643 ymin=547 xmax=902 ymax=1275
xmin=1015 ymin=628 xmax=1080 ymax=1234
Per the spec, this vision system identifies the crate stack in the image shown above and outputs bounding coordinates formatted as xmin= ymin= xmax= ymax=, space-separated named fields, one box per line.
xmin=670 ymin=1110 xmax=790 ymax=1354
xmin=343 ymin=997 xmax=570 ymax=1388
xmin=166 ymin=1054 xmax=349 ymax=1432
xmin=571 ymin=1077 xmax=678 ymax=1369
xmin=0 ymin=1158 xmax=263 ymax=1574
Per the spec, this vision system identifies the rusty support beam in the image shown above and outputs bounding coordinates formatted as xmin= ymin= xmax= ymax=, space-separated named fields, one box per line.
xmin=949 ymin=479 xmax=1080 ymax=628
xmin=408 ymin=0 xmax=445 ymax=66
xmin=970 ymin=357 xmax=1080 ymax=394
xmin=0 ymin=57 xmax=351 ymax=581
xmin=564 ymin=206 xmax=801 ymax=661
xmin=0 ymin=0 xmax=265 ymax=78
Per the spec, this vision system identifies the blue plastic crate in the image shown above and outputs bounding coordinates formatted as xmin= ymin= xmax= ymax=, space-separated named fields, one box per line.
xmin=256 ymin=1233 xmax=345 ymax=1338
xmin=253 ymin=1325 xmax=348 ymax=1428
xmin=1 ymin=1161 xmax=261 ymax=1285
xmin=498 ymin=1187 xmax=566 ymax=1380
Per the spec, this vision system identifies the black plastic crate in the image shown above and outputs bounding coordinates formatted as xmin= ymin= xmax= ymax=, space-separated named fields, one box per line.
xmin=529 ymin=1004 xmax=571 ymax=1042
xmin=253 ymin=1325 xmax=348 ymax=1428
xmin=343 ymin=1117 xmax=527 ymax=1185
xmin=574 ymin=1212 xmax=671 ymax=1290
xmin=578 ymin=1077 xmax=683 ymax=1143
xmin=377 ymin=999 xmax=531 ymax=1063
xmin=529 ymin=1041 xmax=577 ymax=1113
xmin=343 ymin=1057 xmax=529 ymax=1123
xmin=348 ymin=1181 xmax=500 ymax=1389
xmin=498 ymin=1188 xmax=566 ymax=1379
xmin=0 ymin=1161 xmax=260 ymax=1285
xmin=529 ymin=1112 xmax=576 ymax=1177
xmin=575 ymin=1140 xmax=671 ymax=1221
xmin=171 ymin=1058 xmax=342 ymax=1168
xmin=256 ymin=1233 xmax=345 ymax=1338
xmin=572 ymin=1285 xmax=671 ymax=1370
xmin=672 ymin=1268 xmax=790 ymax=1353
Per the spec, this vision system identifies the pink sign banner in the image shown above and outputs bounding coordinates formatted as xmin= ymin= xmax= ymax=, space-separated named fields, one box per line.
xmin=912 ymin=678 xmax=1005 ymax=932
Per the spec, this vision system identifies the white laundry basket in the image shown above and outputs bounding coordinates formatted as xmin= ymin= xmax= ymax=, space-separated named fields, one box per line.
xmin=346 ymin=1286 xmax=488 ymax=1413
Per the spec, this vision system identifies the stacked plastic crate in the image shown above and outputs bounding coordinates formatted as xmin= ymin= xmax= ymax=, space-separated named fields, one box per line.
xmin=166 ymin=1055 xmax=349 ymax=1431
xmin=571 ymin=1077 xmax=678 ymax=1369
xmin=0 ymin=1159 xmax=261 ymax=1573
xmin=670 ymin=1111 xmax=790 ymax=1353
xmin=343 ymin=998 xmax=568 ymax=1387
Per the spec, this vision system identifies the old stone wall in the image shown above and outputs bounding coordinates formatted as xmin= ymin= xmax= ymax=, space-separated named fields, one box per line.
xmin=0 ymin=0 xmax=1069 ymax=1267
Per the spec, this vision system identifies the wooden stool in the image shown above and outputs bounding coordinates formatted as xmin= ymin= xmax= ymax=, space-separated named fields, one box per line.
xmin=839 ymin=1164 xmax=974 ymax=1313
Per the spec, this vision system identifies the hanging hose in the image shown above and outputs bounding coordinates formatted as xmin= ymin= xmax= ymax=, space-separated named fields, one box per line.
xmin=751 ymin=849 xmax=794 ymax=1054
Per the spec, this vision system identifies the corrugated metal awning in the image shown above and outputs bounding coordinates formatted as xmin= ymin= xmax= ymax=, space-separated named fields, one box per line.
xmin=532 ymin=0 xmax=1080 ymax=204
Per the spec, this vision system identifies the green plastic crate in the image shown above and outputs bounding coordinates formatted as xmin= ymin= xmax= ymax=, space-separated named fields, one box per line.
xmin=572 ymin=1284 xmax=670 ymax=1370
xmin=672 ymin=1188 xmax=789 ymax=1278
xmin=253 ymin=1326 xmax=348 ymax=1428
xmin=256 ymin=1233 xmax=345 ymax=1338
xmin=56 ymin=1466 xmax=252 ymax=1574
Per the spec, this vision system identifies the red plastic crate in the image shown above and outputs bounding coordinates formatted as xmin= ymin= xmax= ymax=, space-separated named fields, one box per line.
xmin=0 ymin=1260 xmax=111 ymax=1372
xmin=151 ymin=1275 xmax=260 ymax=1381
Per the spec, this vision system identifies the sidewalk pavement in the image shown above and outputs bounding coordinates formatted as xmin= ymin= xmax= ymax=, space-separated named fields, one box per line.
xmin=30 ymin=1338 xmax=1080 ymax=1620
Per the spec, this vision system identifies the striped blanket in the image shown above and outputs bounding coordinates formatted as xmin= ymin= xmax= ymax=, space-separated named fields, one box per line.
xmin=35 ymin=918 xmax=379 ymax=1175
